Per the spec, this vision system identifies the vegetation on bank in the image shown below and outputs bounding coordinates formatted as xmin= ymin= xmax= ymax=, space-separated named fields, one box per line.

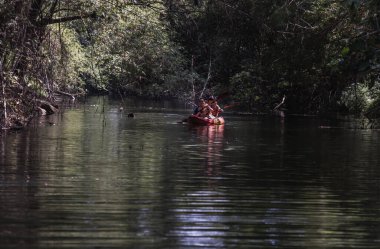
xmin=0 ymin=0 xmax=379 ymax=129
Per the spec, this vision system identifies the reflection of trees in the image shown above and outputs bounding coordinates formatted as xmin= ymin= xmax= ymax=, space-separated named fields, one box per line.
xmin=33 ymin=106 xmax=172 ymax=247
xmin=252 ymin=121 xmax=380 ymax=247
xmin=167 ymin=120 xmax=380 ymax=248
xmin=0 ymin=97 xmax=176 ymax=247
xmin=0 ymin=128 xmax=42 ymax=248
xmin=1 ymin=100 xmax=380 ymax=248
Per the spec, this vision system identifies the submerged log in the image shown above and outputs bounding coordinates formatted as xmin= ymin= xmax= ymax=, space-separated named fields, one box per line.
xmin=36 ymin=99 xmax=58 ymax=115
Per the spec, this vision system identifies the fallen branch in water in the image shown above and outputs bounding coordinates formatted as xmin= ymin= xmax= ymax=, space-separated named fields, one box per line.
xmin=35 ymin=99 xmax=58 ymax=115
xmin=55 ymin=90 xmax=76 ymax=101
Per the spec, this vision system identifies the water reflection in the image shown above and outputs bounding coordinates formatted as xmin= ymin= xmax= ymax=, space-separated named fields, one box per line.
xmin=169 ymin=190 xmax=228 ymax=248
xmin=169 ymin=125 xmax=227 ymax=248
xmin=194 ymin=125 xmax=224 ymax=176
xmin=0 ymin=98 xmax=380 ymax=248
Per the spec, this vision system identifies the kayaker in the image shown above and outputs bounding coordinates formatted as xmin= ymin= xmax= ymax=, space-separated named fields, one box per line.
xmin=195 ymin=98 xmax=214 ymax=118
xmin=208 ymin=96 xmax=223 ymax=117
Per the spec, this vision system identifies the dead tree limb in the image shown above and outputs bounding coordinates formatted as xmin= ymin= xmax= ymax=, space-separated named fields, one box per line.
xmin=55 ymin=90 xmax=76 ymax=101
xmin=199 ymin=57 xmax=212 ymax=98
xmin=274 ymin=95 xmax=286 ymax=110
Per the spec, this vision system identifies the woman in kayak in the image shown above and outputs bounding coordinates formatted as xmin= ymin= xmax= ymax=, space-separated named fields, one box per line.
xmin=195 ymin=98 xmax=214 ymax=118
xmin=208 ymin=96 xmax=223 ymax=117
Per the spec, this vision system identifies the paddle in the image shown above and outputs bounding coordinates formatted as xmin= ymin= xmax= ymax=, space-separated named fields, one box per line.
xmin=223 ymin=102 xmax=239 ymax=109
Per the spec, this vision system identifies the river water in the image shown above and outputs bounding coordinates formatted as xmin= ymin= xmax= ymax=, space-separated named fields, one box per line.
xmin=0 ymin=97 xmax=379 ymax=248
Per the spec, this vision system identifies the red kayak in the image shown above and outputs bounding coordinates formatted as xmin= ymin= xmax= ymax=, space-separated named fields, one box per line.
xmin=187 ymin=115 xmax=225 ymax=126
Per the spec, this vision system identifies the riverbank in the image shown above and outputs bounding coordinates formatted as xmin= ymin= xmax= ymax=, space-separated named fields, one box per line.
xmin=0 ymin=87 xmax=77 ymax=130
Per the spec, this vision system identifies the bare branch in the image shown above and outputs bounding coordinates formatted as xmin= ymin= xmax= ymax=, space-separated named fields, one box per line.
xmin=36 ymin=12 xmax=97 ymax=26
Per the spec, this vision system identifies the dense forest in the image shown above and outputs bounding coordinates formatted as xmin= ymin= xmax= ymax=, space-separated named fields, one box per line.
xmin=0 ymin=0 xmax=379 ymax=128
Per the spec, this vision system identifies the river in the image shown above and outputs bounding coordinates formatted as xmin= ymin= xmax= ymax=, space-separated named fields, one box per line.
xmin=0 ymin=96 xmax=379 ymax=248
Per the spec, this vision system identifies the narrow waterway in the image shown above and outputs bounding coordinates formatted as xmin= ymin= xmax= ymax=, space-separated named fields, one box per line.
xmin=1 ymin=97 xmax=379 ymax=248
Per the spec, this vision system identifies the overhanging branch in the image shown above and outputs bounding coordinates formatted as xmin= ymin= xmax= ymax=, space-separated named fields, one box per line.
xmin=35 ymin=12 xmax=98 ymax=27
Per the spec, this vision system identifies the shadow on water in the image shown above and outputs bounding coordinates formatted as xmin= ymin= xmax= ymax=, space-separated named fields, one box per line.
xmin=0 ymin=96 xmax=380 ymax=248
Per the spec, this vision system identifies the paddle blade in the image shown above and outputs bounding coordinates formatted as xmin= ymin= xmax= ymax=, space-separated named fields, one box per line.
xmin=223 ymin=102 xmax=239 ymax=109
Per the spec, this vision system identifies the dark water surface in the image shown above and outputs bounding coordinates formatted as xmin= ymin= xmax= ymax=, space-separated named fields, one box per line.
xmin=1 ymin=97 xmax=380 ymax=248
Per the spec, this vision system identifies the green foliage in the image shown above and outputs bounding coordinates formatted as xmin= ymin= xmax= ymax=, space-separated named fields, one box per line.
xmin=82 ymin=2 xmax=190 ymax=97
xmin=339 ymin=84 xmax=372 ymax=114
xmin=166 ymin=0 xmax=379 ymax=114
xmin=230 ymin=71 xmax=256 ymax=110
xmin=48 ymin=25 xmax=89 ymax=92
xmin=363 ymin=78 xmax=380 ymax=117
xmin=366 ymin=99 xmax=380 ymax=119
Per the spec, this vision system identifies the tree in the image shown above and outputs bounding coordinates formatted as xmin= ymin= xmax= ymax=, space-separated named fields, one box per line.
xmin=165 ymin=0 xmax=379 ymax=114
xmin=1 ymin=0 xmax=187 ymax=128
